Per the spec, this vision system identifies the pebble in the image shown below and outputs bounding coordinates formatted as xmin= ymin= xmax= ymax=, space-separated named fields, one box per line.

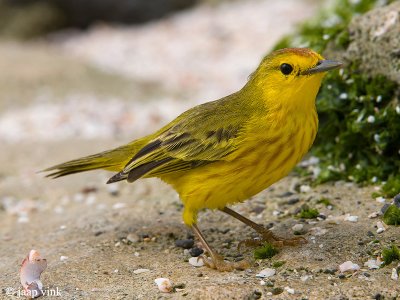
xmin=287 ymin=198 xmax=299 ymax=205
xmin=175 ymin=239 xmax=194 ymax=249
xmin=107 ymin=184 xmax=119 ymax=196
xmin=133 ymin=268 xmax=150 ymax=274
xmin=368 ymin=212 xmax=380 ymax=219
xmin=300 ymin=275 xmax=312 ymax=282
xmin=188 ymin=257 xmax=204 ymax=267
xmin=189 ymin=247 xmax=204 ymax=257
xmin=381 ymin=203 xmax=391 ymax=214
xmin=339 ymin=261 xmax=360 ymax=273
xmin=85 ymin=194 xmax=96 ymax=205
xmin=376 ymin=221 xmax=386 ymax=234
xmin=364 ymin=259 xmax=381 ymax=269
xmin=376 ymin=196 xmax=386 ymax=203
xmin=377 ymin=228 xmax=385 ymax=234
xmin=256 ymin=268 xmax=276 ymax=278
xmin=112 ymin=202 xmax=126 ymax=209
xmin=154 ymin=278 xmax=173 ymax=293
xmin=391 ymin=268 xmax=398 ymax=280
xmin=73 ymin=193 xmax=85 ymax=203
xmin=309 ymin=227 xmax=328 ymax=236
xmin=259 ymin=280 xmax=266 ymax=286
xmin=60 ymin=256 xmax=68 ymax=261
xmin=394 ymin=194 xmax=400 ymax=207
xmin=291 ymin=224 xmax=304 ymax=232
xmin=300 ymin=185 xmax=311 ymax=193
xmin=285 ymin=287 xmax=295 ymax=295
xmin=127 ymin=233 xmax=140 ymax=243
xmin=345 ymin=215 xmax=359 ymax=222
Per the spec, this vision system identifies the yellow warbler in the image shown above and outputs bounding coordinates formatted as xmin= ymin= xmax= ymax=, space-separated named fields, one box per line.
xmin=45 ymin=48 xmax=342 ymax=271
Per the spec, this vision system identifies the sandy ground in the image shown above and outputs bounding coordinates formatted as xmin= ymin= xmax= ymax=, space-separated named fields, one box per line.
xmin=1 ymin=0 xmax=400 ymax=299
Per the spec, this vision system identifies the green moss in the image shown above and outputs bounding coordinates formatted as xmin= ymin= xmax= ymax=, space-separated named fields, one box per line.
xmin=382 ymin=177 xmax=400 ymax=198
xmin=254 ymin=243 xmax=279 ymax=259
xmin=317 ymin=198 xmax=332 ymax=206
xmin=275 ymin=0 xmax=400 ymax=196
xmin=383 ymin=205 xmax=400 ymax=226
xmin=272 ymin=260 xmax=286 ymax=268
xmin=382 ymin=245 xmax=400 ymax=266
xmin=297 ymin=206 xmax=319 ymax=219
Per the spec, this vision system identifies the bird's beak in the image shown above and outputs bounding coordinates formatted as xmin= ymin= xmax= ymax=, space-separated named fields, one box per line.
xmin=302 ymin=60 xmax=343 ymax=75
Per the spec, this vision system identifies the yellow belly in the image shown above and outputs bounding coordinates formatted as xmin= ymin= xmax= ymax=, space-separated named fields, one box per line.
xmin=161 ymin=115 xmax=317 ymax=226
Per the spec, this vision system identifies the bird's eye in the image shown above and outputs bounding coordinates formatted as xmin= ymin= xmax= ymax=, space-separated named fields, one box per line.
xmin=280 ymin=63 xmax=293 ymax=75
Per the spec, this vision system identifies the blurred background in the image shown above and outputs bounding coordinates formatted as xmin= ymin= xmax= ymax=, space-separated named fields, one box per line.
xmin=0 ymin=0 xmax=321 ymax=148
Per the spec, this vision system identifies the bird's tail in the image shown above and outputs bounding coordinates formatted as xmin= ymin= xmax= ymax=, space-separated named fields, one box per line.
xmin=43 ymin=139 xmax=148 ymax=179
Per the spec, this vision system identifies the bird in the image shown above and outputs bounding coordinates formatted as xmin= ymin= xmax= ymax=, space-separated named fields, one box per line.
xmin=44 ymin=48 xmax=342 ymax=271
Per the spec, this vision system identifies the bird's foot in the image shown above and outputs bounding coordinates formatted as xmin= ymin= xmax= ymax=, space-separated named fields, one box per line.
xmin=201 ymin=254 xmax=250 ymax=272
xmin=238 ymin=227 xmax=306 ymax=250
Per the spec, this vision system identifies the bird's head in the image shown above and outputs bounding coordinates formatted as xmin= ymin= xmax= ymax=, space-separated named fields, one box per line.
xmin=247 ymin=48 xmax=342 ymax=109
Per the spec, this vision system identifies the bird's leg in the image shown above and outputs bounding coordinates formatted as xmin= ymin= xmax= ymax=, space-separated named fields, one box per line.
xmin=221 ymin=207 xmax=306 ymax=250
xmin=191 ymin=224 xmax=249 ymax=271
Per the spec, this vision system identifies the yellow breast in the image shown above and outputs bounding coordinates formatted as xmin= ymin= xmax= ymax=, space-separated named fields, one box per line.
xmin=162 ymin=108 xmax=318 ymax=226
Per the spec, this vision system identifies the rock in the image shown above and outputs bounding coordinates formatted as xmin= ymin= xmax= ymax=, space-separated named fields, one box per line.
xmin=381 ymin=203 xmax=391 ymax=214
xmin=376 ymin=221 xmax=386 ymax=234
xmin=127 ymin=233 xmax=140 ymax=243
xmin=300 ymin=185 xmax=311 ymax=193
xmin=376 ymin=196 xmax=386 ymax=203
xmin=391 ymin=268 xmax=398 ymax=280
xmin=188 ymin=257 xmax=204 ymax=267
xmin=394 ymin=194 xmax=400 ymax=208
xmin=189 ymin=247 xmax=204 ymax=257
xmin=368 ymin=212 xmax=380 ymax=219
xmin=133 ymin=268 xmax=150 ymax=274
xmin=345 ymin=215 xmax=358 ymax=222
xmin=112 ymin=202 xmax=126 ymax=209
xmin=345 ymin=1 xmax=400 ymax=85
xmin=292 ymin=224 xmax=304 ymax=232
xmin=285 ymin=287 xmax=295 ymax=295
xmin=339 ymin=261 xmax=360 ymax=273
xmin=286 ymin=198 xmax=299 ymax=205
xmin=309 ymin=227 xmax=328 ymax=236
xmin=364 ymin=259 xmax=381 ymax=270
xmin=107 ymin=184 xmax=119 ymax=196
xmin=175 ymin=239 xmax=194 ymax=249
xmin=256 ymin=268 xmax=276 ymax=278
xmin=291 ymin=223 xmax=306 ymax=235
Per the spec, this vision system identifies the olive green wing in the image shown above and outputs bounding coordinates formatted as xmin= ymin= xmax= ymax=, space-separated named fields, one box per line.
xmin=107 ymin=95 xmax=249 ymax=183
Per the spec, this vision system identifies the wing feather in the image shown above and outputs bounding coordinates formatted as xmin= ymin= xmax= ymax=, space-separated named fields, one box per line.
xmin=107 ymin=92 xmax=253 ymax=183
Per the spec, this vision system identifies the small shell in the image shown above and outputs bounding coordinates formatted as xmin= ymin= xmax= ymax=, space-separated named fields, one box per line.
xmin=154 ymin=278 xmax=173 ymax=293
xmin=20 ymin=250 xmax=47 ymax=299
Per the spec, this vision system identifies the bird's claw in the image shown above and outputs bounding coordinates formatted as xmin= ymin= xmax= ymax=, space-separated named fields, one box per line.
xmin=200 ymin=254 xmax=250 ymax=272
xmin=238 ymin=229 xmax=307 ymax=250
